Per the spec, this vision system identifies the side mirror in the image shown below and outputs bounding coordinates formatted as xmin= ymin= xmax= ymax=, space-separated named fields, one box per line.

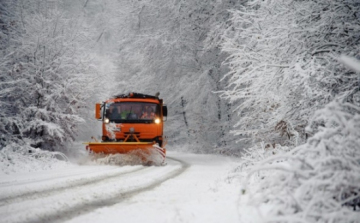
xmin=162 ymin=106 xmax=168 ymax=117
xmin=95 ymin=103 xmax=101 ymax=119
xmin=162 ymin=105 xmax=168 ymax=121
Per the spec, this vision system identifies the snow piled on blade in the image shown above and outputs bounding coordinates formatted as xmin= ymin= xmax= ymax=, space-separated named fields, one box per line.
xmin=86 ymin=145 xmax=166 ymax=166
xmin=0 ymin=143 xmax=69 ymax=175
xmin=90 ymin=152 xmax=145 ymax=166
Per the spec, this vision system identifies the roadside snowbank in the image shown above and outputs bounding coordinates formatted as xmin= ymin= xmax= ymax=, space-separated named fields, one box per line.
xmin=0 ymin=143 xmax=70 ymax=175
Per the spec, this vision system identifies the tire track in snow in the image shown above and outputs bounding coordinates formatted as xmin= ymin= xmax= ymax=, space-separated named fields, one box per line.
xmin=37 ymin=157 xmax=188 ymax=223
xmin=0 ymin=166 xmax=145 ymax=206
xmin=0 ymin=166 xmax=121 ymax=187
xmin=1 ymin=157 xmax=189 ymax=223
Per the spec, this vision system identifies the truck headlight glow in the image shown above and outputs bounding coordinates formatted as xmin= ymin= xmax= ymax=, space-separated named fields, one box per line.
xmin=104 ymin=118 xmax=110 ymax=124
xmin=154 ymin=118 xmax=161 ymax=124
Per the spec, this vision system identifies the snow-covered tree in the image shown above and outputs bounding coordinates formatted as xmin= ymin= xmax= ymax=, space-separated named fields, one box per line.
xmin=220 ymin=0 xmax=360 ymax=148
xmin=220 ymin=0 xmax=360 ymax=221
xmin=238 ymin=100 xmax=360 ymax=222
xmin=0 ymin=1 xmax=97 ymax=151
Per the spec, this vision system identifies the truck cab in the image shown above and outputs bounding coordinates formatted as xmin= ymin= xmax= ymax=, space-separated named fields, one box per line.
xmin=95 ymin=93 xmax=167 ymax=147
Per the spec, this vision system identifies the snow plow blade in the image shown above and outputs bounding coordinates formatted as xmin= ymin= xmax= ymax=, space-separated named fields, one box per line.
xmin=83 ymin=142 xmax=166 ymax=165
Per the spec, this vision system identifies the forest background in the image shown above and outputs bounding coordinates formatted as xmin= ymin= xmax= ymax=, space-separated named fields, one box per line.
xmin=1 ymin=0 xmax=360 ymax=222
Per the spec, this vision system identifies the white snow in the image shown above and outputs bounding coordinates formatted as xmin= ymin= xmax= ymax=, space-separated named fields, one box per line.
xmin=339 ymin=55 xmax=360 ymax=72
xmin=1 ymin=1 xmax=360 ymax=222
xmin=0 ymin=149 xmax=242 ymax=223
xmin=68 ymin=152 xmax=241 ymax=223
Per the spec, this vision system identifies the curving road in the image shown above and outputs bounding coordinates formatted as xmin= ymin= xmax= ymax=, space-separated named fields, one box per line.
xmin=0 ymin=156 xmax=188 ymax=223
xmin=0 ymin=151 xmax=240 ymax=223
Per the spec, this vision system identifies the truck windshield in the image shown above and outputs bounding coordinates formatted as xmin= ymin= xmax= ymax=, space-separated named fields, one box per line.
xmin=105 ymin=102 xmax=159 ymax=123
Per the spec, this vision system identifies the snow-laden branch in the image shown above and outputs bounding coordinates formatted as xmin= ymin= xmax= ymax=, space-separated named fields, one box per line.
xmin=219 ymin=0 xmax=360 ymax=148
xmin=237 ymin=101 xmax=360 ymax=222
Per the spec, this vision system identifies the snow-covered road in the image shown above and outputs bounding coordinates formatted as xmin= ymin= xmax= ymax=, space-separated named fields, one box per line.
xmin=0 ymin=151 xmax=241 ymax=223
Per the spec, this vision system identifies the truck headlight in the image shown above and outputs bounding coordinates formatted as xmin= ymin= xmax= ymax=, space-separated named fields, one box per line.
xmin=104 ymin=118 xmax=110 ymax=124
xmin=154 ymin=118 xmax=161 ymax=124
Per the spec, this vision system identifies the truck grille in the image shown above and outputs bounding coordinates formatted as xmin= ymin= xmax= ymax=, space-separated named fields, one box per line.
xmin=124 ymin=132 xmax=140 ymax=138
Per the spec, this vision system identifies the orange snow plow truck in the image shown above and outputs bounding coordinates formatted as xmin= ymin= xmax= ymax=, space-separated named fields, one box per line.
xmin=84 ymin=92 xmax=168 ymax=164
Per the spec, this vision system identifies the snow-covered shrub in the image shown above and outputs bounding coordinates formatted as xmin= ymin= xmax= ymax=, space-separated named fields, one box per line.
xmin=220 ymin=0 xmax=360 ymax=147
xmin=239 ymin=101 xmax=360 ymax=222
xmin=239 ymin=142 xmax=291 ymax=171
xmin=0 ymin=142 xmax=68 ymax=174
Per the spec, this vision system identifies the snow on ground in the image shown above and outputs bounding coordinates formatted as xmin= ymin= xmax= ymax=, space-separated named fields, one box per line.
xmin=68 ymin=151 xmax=241 ymax=223
xmin=0 ymin=148 xmax=243 ymax=223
